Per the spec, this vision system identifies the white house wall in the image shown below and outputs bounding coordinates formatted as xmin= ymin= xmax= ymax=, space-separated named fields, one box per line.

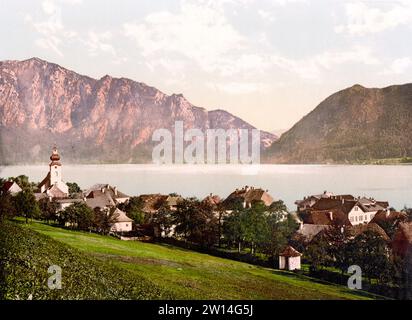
xmin=111 ymin=222 xmax=132 ymax=232
xmin=348 ymin=206 xmax=378 ymax=225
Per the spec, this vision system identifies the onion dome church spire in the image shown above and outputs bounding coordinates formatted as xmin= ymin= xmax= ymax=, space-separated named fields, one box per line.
xmin=49 ymin=146 xmax=62 ymax=166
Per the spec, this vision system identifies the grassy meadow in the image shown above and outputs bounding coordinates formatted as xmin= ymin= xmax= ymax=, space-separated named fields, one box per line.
xmin=4 ymin=220 xmax=385 ymax=300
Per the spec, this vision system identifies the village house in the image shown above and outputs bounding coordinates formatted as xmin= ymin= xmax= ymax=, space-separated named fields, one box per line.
xmin=202 ymin=193 xmax=222 ymax=208
xmin=136 ymin=194 xmax=184 ymax=238
xmin=223 ymin=186 xmax=274 ymax=209
xmin=84 ymin=184 xmax=130 ymax=207
xmin=138 ymin=194 xmax=170 ymax=214
xmin=295 ymin=191 xmax=336 ymax=212
xmin=82 ymin=184 xmax=132 ymax=233
xmin=295 ymin=192 xmax=390 ymax=227
xmin=110 ymin=208 xmax=134 ymax=233
xmin=279 ymin=245 xmax=302 ymax=271
xmin=138 ymin=194 xmax=183 ymax=215
xmin=1 ymin=180 xmax=22 ymax=196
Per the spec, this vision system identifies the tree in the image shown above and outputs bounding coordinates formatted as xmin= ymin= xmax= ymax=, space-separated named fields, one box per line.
xmin=305 ymin=231 xmax=333 ymax=271
xmin=173 ymin=198 xmax=219 ymax=248
xmin=66 ymin=182 xmax=82 ymax=197
xmin=0 ymin=178 xmax=6 ymax=191
xmin=121 ymin=196 xmax=146 ymax=224
xmin=223 ymin=208 xmax=244 ymax=253
xmin=94 ymin=207 xmax=119 ymax=235
xmin=38 ymin=198 xmax=59 ymax=223
xmin=0 ymin=192 xmax=16 ymax=221
xmin=241 ymin=202 xmax=270 ymax=255
xmin=404 ymin=207 xmax=412 ymax=222
xmin=346 ymin=230 xmax=394 ymax=285
xmin=59 ymin=202 xmax=94 ymax=231
xmin=13 ymin=189 xmax=41 ymax=223
xmin=263 ymin=211 xmax=298 ymax=260
xmin=152 ymin=203 xmax=174 ymax=238
xmin=324 ymin=225 xmax=351 ymax=274
xmin=268 ymin=200 xmax=288 ymax=213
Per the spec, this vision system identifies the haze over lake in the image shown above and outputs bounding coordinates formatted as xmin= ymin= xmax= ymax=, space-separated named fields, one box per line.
xmin=1 ymin=164 xmax=411 ymax=210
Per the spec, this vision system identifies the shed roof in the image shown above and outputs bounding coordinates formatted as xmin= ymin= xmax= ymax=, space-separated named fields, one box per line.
xmin=279 ymin=245 xmax=302 ymax=257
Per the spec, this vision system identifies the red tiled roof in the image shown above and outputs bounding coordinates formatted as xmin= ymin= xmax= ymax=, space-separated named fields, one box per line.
xmin=279 ymin=245 xmax=302 ymax=257
xmin=350 ymin=222 xmax=390 ymax=241
xmin=302 ymin=208 xmax=351 ymax=226
xmin=370 ymin=210 xmax=407 ymax=225
xmin=2 ymin=181 xmax=14 ymax=192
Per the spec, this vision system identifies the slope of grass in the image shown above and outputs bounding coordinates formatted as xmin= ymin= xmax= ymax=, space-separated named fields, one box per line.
xmin=0 ymin=221 xmax=171 ymax=300
xmin=21 ymin=221 xmax=385 ymax=300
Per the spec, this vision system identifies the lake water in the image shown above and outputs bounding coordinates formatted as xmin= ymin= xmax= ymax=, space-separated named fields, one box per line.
xmin=1 ymin=164 xmax=411 ymax=211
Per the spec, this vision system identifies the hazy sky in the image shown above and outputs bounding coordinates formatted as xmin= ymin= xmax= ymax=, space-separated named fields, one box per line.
xmin=1 ymin=0 xmax=412 ymax=131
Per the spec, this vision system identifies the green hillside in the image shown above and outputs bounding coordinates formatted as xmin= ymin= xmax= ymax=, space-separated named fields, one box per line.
xmin=4 ymin=220 xmax=384 ymax=300
xmin=264 ymin=84 xmax=412 ymax=163
xmin=0 ymin=221 xmax=170 ymax=300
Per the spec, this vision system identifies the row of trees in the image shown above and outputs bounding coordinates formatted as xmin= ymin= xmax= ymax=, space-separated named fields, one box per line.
xmin=143 ymin=197 xmax=300 ymax=260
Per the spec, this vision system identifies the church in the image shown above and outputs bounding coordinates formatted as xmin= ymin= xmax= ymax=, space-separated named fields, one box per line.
xmin=38 ymin=147 xmax=69 ymax=199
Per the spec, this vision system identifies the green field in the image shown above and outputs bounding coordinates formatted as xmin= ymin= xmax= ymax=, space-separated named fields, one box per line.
xmin=10 ymin=221 xmax=384 ymax=300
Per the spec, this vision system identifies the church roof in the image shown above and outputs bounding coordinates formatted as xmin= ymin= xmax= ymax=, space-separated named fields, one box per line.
xmin=50 ymin=147 xmax=61 ymax=161
xmin=38 ymin=172 xmax=51 ymax=189
xmin=46 ymin=185 xmax=67 ymax=199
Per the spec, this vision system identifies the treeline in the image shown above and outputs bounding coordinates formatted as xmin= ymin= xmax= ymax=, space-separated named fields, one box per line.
xmin=119 ymin=196 xmax=299 ymax=261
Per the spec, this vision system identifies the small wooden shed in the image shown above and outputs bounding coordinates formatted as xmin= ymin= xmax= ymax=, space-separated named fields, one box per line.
xmin=279 ymin=245 xmax=302 ymax=271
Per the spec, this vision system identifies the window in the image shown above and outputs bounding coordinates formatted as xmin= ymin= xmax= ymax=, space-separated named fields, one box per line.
xmin=359 ymin=215 xmax=363 ymax=221
xmin=350 ymin=217 xmax=354 ymax=222
xmin=354 ymin=206 xmax=358 ymax=211
xmin=355 ymin=216 xmax=358 ymax=222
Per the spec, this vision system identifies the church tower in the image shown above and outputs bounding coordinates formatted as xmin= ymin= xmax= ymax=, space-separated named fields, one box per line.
xmin=38 ymin=146 xmax=69 ymax=198
xmin=49 ymin=147 xmax=62 ymax=186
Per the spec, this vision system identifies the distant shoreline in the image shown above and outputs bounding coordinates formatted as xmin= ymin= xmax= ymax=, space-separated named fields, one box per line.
xmin=1 ymin=159 xmax=412 ymax=167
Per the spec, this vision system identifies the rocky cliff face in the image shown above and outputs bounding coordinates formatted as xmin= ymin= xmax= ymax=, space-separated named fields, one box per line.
xmin=264 ymin=84 xmax=412 ymax=163
xmin=0 ymin=58 xmax=276 ymax=164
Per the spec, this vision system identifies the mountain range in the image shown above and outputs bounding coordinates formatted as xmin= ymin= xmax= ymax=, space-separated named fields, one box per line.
xmin=0 ymin=58 xmax=276 ymax=164
xmin=1 ymin=57 xmax=412 ymax=165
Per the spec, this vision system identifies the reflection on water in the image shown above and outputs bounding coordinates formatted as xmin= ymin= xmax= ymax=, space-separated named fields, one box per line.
xmin=1 ymin=164 xmax=411 ymax=210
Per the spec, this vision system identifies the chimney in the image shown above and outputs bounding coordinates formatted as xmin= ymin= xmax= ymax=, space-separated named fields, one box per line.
xmin=114 ymin=186 xmax=118 ymax=196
